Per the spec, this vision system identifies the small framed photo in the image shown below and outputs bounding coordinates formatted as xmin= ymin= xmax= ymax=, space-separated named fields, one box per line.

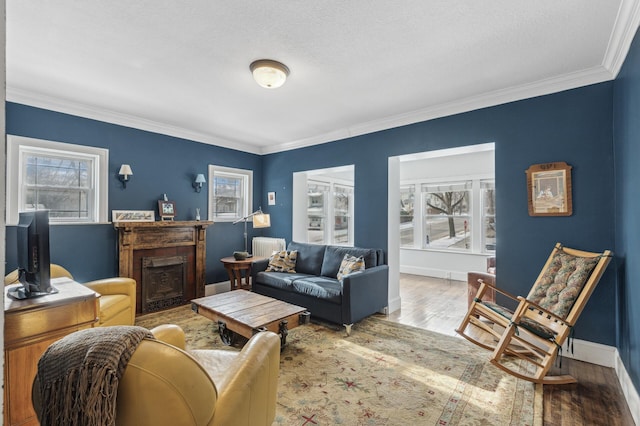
xmin=525 ymin=162 xmax=572 ymax=216
xmin=268 ymin=191 xmax=276 ymax=206
xmin=158 ymin=200 xmax=176 ymax=221
xmin=112 ymin=210 xmax=155 ymax=222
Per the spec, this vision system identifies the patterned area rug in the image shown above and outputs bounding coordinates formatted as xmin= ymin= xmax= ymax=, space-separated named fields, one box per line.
xmin=136 ymin=305 xmax=542 ymax=426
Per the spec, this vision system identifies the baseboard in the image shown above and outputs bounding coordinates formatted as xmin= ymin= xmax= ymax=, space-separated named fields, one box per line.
xmin=205 ymin=281 xmax=230 ymax=296
xmin=561 ymin=338 xmax=617 ymax=367
xmin=614 ymin=349 xmax=640 ymax=425
xmin=387 ymin=295 xmax=401 ymax=314
xmin=400 ymin=265 xmax=466 ymax=282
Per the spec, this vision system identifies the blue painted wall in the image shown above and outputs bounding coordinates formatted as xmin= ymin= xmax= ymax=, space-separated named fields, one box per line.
xmin=4 ymin=78 xmax=621 ymax=352
xmin=613 ymin=27 xmax=640 ymax=392
xmin=263 ymin=83 xmax=617 ymax=346
xmin=5 ymin=103 xmax=264 ymax=283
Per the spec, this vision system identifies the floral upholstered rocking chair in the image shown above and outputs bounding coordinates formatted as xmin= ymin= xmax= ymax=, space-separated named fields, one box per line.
xmin=456 ymin=242 xmax=613 ymax=384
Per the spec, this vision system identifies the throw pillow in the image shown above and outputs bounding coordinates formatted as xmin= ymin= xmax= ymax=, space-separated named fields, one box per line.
xmin=265 ymin=250 xmax=298 ymax=273
xmin=337 ymin=254 xmax=365 ymax=282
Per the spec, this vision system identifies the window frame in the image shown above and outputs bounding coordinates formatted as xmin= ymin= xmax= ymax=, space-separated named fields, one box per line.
xmin=6 ymin=135 xmax=109 ymax=225
xmin=422 ymin=181 xmax=472 ymax=251
xmin=207 ymin=165 xmax=253 ymax=222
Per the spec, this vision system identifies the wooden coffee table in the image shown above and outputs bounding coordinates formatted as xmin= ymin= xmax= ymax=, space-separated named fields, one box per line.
xmin=191 ymin=290 xmax=310 ymax=347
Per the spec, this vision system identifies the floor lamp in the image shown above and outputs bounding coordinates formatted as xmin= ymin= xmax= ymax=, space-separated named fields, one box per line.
xmin=232 ymin=207 xmax=271 ymax=258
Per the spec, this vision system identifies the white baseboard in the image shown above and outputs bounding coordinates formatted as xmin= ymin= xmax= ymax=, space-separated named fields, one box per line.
xmin=615 ymin=349 xmax=640 ymax=425
xmin=400 ymin=265 xmax=467 ymax=282
xmin=562 ymin=338 xmax=617 ymax=367
xmin=387 ymin=295 xmax=401 ymax=314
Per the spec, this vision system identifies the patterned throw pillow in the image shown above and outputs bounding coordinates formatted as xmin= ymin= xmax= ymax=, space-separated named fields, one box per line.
xmin=337 ymin=254 xmax=365 ymax=282
xmin=265 ymin=250 xmax=298 ymax=273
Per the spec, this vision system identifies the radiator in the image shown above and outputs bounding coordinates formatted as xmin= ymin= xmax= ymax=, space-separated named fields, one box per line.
xmin=252 ymin=237 xmax=286 ymax=258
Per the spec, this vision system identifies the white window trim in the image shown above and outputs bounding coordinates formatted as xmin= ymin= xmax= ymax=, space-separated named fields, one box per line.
xmin=6 ymin=135 xmax=109 ymax=225
xmin=207 ymin=164 xmax=253 ymax=222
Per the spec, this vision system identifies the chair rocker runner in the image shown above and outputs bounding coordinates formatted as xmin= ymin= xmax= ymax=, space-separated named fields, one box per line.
xmin=456 ymin=243 xmax=613 ymax=385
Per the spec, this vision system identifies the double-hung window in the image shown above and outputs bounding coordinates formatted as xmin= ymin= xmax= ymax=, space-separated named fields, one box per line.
xmin=208 ymin=165 xmax=253 ymax=221
xmin=6 ymin=135 xmax=109 ymax=225
xmin=423 ymin=181 xmax=472 ymax=250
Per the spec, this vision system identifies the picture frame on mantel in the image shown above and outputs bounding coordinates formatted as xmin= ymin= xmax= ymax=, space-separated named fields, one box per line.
xmin=112 ymin=210 xmax=155 ymax=222
xmin=525 ymin=161 xmax=572 ymax=217
xmin=158 ymin=200 xmax=176 ymax=221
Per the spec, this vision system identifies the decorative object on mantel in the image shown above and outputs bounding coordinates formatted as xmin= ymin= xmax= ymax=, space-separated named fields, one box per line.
xmin=112 ymin=210 xmax=155 ymax=222
xmin=118 ymin=164 xmax=133 ymax=188
xmin=158 ymin=200 xmax=176 ymax=221
xmin=195 ymin=208 xmax=201 ymax=221
xmin=525 ymin=161 xmax=572 ymax=216
xmin=232 ymin=207 xmax=271 ymax=256
xmin=193 ymin=174 xmax=206 ymax=192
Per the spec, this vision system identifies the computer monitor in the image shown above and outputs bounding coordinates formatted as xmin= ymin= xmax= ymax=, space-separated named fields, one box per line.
xmin=7 ymin=210 xmax=58 ymax=300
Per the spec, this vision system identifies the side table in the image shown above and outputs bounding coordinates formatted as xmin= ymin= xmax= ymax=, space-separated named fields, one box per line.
xmin=220 ymin=256 xmax=264 ymax=290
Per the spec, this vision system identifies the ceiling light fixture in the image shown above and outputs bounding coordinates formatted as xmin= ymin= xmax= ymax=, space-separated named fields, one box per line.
xmin=250 ymin=59 xmax=290 ymax=89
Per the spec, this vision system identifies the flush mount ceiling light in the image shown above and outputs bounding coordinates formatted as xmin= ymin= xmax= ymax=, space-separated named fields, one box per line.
xmin=250 ymin=59 xmax=290 ymax=89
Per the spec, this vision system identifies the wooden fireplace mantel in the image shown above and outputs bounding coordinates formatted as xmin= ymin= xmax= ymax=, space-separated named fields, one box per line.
xmin=114 ymin=221 xmax=213 ymax=313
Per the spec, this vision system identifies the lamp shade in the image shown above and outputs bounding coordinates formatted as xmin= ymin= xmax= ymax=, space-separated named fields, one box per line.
xmin=250 ymin=60 xmax=289 ymax=89
xmin=118 ymin=164 xmax=133 ymax=176
xmin=195 ymin=174 xmax=206 ymax=184
xmin=252 ymin=213 xmax=271 ymax=228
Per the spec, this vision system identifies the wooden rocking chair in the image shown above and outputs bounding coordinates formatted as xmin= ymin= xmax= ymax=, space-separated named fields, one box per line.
xmin=456 ymin=243 xmax=613 ymax=384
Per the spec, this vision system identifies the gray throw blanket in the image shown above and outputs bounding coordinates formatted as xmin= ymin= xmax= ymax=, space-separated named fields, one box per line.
xmin=35 ymin=326 xmax=154 ymax=426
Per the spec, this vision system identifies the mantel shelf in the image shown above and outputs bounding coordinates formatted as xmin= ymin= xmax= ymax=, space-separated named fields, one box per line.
xmin=113 ymin=220 xmax=213 ymax=229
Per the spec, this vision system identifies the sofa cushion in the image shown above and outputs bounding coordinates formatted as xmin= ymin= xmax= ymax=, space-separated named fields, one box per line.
xmin=336 ymin=254 xmax=365 ymax=282
xmin=265 ymin=250 xmax=297 ymax=273
xmin=291 ymin=276 xmax=342 ymax=304
xmin=320 ymin=246 xmax=378 ymax=279
xmin=255 ymin=272 xmax=311 ymax=290
xmin=288 ymin=241 xmax=325 ymax=276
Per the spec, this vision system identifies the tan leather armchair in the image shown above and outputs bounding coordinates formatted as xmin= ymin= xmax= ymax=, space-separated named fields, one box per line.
xmin=466 ymin=256 xmax=496 ymax=309
xmin=4 ymin=264 xmax=136 ymax=326
xmin=33 ymin=325 xmax=281 ymax=426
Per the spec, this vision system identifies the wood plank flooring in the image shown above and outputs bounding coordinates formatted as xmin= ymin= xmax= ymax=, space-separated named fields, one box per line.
xmin=386 ymin=274 xmax=635 ymax=426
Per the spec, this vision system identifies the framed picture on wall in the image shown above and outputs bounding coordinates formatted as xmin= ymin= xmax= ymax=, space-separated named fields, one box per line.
xmin=158 ymin=200 xmax=176 ymax=221
xmin=525 ymin=161 xmax=572 ymax=216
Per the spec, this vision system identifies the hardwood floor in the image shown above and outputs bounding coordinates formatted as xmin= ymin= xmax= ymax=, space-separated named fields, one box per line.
xmin=386 ymin=274 xmax=635 ymax=426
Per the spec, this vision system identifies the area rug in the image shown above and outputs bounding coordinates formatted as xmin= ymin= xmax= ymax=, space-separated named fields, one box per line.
xmin=136 ymin=305 xmax=542 ymax=426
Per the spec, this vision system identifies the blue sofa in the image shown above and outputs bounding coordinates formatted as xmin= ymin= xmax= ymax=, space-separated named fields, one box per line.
xmin=251 ymin=241 xmax=389 ymax=334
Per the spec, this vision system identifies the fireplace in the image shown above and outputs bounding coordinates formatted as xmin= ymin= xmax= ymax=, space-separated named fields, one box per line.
xmin=141 ymin=255 xmax=187 ymax=313
xmin=114 ymin=221 xmax=213 ymax=315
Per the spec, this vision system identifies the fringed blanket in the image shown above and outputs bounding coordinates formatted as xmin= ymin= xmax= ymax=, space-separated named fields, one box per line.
xmin=35 ymin=326 xmax=154 ymax=426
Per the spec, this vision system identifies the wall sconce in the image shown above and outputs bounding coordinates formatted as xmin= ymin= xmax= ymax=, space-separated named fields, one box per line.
xmin=193 ymin=174 xmax=206 ymax=192
xmin=118 ymin=164 xmax=133 ymax=188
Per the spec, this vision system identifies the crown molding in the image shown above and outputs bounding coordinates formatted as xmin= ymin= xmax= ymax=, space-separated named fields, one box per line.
xmin=603 ymin=0 xmax=640 ymax=77
xmin=261 ymin=65 xmax=614 ymax=155
xmin=5 ymin=87 xmax=263 ymax=155
xmin=6 ymin=63 xmax=619 ymax=157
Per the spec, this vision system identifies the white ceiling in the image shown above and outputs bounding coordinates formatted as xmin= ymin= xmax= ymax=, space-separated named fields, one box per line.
xmin=6 ymin=1 xmax=639 ymax=155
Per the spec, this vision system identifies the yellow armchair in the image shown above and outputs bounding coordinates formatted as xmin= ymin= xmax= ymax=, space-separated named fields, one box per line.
xmin=4 ymin=264 xmax=136 ymax=327
xmin=33 ymin=325 xmax=281 ymax=426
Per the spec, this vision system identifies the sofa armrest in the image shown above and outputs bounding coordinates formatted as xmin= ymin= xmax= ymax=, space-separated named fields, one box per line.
xmin=211 ymin=331 xmax=281 ymax=426
xmin=251 ymin=258 xmax=270 ymax=284
xmin=341 ymin=265 xmax=389 ymax=324
xmin=83 ymin=277 xmax=136 ymax=298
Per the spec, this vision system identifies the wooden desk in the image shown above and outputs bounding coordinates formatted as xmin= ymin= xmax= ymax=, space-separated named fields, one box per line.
xmin=4 ymin=277 xmax=99 ymax=426
xmin=220 ymin=256 xmax=264 ymax=290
